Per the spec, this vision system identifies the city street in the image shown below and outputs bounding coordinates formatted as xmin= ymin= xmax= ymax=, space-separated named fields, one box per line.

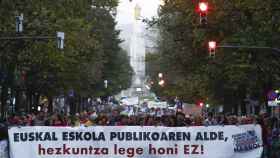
xmin=0 ymin=0 xmax=280 ymax=158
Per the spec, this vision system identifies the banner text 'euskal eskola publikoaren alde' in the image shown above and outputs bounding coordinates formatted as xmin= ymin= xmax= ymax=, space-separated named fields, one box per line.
xmin=8 ymin=125 xmax=263 ymax=158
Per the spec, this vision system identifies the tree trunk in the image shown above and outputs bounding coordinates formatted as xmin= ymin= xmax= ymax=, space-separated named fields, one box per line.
xmin=77 ymin=96 xmax=81 ymax=113
xmin=48 ymin=96 xmax=53 ymax=113
xmin=69 ymin=97 xmax=76 ymax=115
xmin=0 ymin=85 xmax=7 ymax=119
xmin=34 ymin=93 xmax=40 ymax=109
xmin=27 ymin=90 xmax=32 ymax=113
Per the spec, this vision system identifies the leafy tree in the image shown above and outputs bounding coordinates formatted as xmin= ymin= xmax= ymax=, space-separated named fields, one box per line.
xmin=146 ymin=0 xmax=280 ymax=114
xmin=0 ymin=0 xmax=132 ymax=115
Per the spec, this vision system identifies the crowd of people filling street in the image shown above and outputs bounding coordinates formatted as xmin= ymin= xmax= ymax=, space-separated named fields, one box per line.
xmin=0 ymin=102 xmax=280 ymax=157
xmin=1 ymin=0 xmax=280 ymax=157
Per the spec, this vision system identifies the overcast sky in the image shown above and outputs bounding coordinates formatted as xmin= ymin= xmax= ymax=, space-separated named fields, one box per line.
xmin=116 ymin=0 xmax=160 ymax=25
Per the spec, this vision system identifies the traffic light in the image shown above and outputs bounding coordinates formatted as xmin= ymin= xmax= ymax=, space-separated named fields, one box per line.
xmin=208 ymin=41 xmax=216 ymax=57
xmin=16 ymin=13 xmax=24 ymax=33
xmin=198 ymin=2 xmax=208 ymax=25
xmin=197 ymin=102 xmax=204 ymax=107
xmin=199 ymin=2 xmax=208 ymax=12
xmin=57 ymin=32 xmax=65 ymax=49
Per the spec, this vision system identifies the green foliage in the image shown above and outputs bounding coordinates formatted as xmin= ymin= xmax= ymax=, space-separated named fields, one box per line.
xmin=0 ymin=0 xmax=132 ymax=98
xmin=146 ymin=0 xmax=280 ymax=108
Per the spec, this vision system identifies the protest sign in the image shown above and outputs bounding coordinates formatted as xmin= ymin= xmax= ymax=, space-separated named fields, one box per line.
xmin=8 ymin=125 xmax=262 ymax=158
xmin=121 ymin=97 xmax=139 ymax=106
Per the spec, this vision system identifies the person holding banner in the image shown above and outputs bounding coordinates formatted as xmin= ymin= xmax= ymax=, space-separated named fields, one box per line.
xmin=2 ymin=107 xmax=280 ymax=158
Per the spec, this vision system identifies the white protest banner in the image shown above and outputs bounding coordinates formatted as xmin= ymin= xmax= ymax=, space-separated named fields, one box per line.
xmin=121 ymin=97 xmax=139 ymax=106
xmin=8 ymin=125 xmax=262 ymax=158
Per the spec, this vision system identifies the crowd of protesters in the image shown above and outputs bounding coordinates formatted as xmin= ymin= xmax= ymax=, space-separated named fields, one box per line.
xmin=1 ymin=107 xmax=268 ymax=127
xmin=0 ymin=103 xmax=280 ymax=158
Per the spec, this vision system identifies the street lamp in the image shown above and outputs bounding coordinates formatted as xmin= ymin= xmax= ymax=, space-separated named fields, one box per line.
xmin=158 ymin=73 xmax=163 ymax=78
xmin=158 ymin=79 xmax=165 ymax=87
